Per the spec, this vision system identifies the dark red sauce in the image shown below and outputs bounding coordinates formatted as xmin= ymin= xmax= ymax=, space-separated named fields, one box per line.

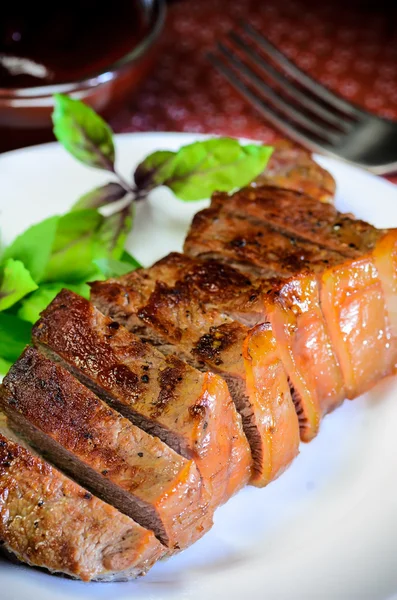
xmin=0 ymin=1 xmax=149 ymax=89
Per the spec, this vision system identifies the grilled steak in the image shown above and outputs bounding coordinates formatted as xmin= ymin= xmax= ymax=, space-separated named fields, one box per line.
xmin=0 ymin=414 xmax=163 ymax=582
xmin=1 ymin=347 xmax=212 ymax=550
xmin=184 ymin=187 xmax=397 ymax=405
xmin=100 ymin=253 xmax=344 ymax=441
xmin=90 ymin=275 xmax=300 ymax=486
xmin=2 ymin=148 xmax=394 ymax=584
xmin=32 ymin=290 xmax=252 ymax=507
xmin=156 ymin=254 xmax=346 ymax=422
xmin=252 ymin=140 xmax=336 ymax=204
xmin=183 ymin=205 xmax=346 ymax=279
xmin=202 ymin=186 xmax=383 ymax=259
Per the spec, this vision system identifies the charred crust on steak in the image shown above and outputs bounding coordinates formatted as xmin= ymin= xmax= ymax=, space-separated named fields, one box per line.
xmin=0 ymin=438 xmax=49 ymax=477
xmin=192 ymin=323 xmax=241 ymax=365
xmin=97 ymin=365 xmax=140 ymax=400
xmin=137 ymin=282 xmax=187 ymax=343
xmin=182 ymin=261 xmax=252 ymax=297
xmin=152 ymin=359 xmax=186 ymax=418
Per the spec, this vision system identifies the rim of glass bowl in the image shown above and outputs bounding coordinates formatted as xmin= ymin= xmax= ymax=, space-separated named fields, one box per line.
xmin=0 ymin=0 xmax=166 ymax=99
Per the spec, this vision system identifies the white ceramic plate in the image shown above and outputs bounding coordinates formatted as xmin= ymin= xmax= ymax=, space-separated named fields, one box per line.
xmin=1 ymin=133 xmax=397 ymax=600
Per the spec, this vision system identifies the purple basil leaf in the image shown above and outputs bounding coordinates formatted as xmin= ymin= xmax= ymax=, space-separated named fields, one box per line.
xmin=71 ymin=182 xmax=127 ymax=212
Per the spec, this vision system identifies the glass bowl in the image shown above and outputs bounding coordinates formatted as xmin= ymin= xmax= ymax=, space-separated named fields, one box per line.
xmin=0 ymin=0 xmax=166 ymax=152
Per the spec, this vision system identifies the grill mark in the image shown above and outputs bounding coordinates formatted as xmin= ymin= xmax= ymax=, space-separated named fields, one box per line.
xmin=192 ymin=323 xmax=241 ymax=366
xmin=152 ymin=360 xmax=186 ymax=418
xmin=183 ymin=261 xmax=252 ymax=297
xmin=97 ymin=365 xmax=141 ymax=403
xmin=137 ymin=283 xmax=186 ymax=343
xmin=216 ymin=186 xmax=382 ymax=258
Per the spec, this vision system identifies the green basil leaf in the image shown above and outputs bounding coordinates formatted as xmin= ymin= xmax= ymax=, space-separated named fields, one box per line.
xmin=43 ymin=209 xmax=103 ymax=282
xmin=0 ymin=356 xmax=12 ymax=377
xmin=2 ymin=216 xmax=59 ymax=283
xmin=52 ymin=94 xmax=115 ymax=170
xmin=134 ymin=138 xmax=273 ymax=201
xmin=17 ymin=281 xmax=90 ymax=324
xmin=95 ymin=205 xmax=134 ymax=260
xmin=134 ymin=150 xmax=176 ymax=190
xmin=71 ymin=182 xmax=127 ymax=212
xmin=0 ymin=259 xmax=38 ymax=311
xmin=120 ymin=250 xmax=142 ymax=268
xmin=0 ymin=312 xmax=31 ymax=362
xmin=93 ymin=256 xmax=140 ymax=278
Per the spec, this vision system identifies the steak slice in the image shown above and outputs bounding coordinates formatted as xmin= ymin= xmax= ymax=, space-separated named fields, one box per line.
xmin=0 ymin=414 xmax=163 ymax=582
xmin=206 ymin=186 xmax=383 ymax=258
xmin=184 ymin=205 xmax=346 ymax=279
xmin=185 ymin=186 xmax=397 ymax=406
xmin=373 ymin=230 xmax=397 ymax=338
xmin=32 ymin=290 xmax=252 ymax=507
xmin=186 ymin=259 xmax=346 ymax=425
xmin=319 ymin=250 xmax=397 ymax=397
xmin=252 ymin=140 xmax=335 ymax=204
xmin=90 ymin=278 xmax=300 ymax=487
xmin=1 ymin=348 xmax=212 ymax=551
xmin=121 ymin=253 xmax=344 ymax=441
xmin=243 ymin=323 xmax=300 ymax=479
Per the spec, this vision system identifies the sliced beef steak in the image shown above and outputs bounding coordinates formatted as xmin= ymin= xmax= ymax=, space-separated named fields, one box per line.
xmin=0 ymin=414 xmax=163 ymax=582
xmin=205 ymin=186 xmax=383 ymax=258
xmin=114 ymin=253 xmax=344 ymax=441
xmin=184 ymin=187 xmax=397 ymax=405
xmin=1 ymin=348 xmax=212 ymax=551
xmin=32 ymin=290 xmax=252 ymax=507
xmin=184 ymin=205 xmax=346 ymax=279
xmin=252 ymin=140 xmax=335 ymax=204
xmin=242 ymin=323 xmax=300 ymax=479
xmin=90 ymin=277 xmax=300 ymax=486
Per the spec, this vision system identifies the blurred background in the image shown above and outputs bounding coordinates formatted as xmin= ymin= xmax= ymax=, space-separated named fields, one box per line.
xmin=112 ymin=0 xmax=397 ymax=136
xmin=1 ymin=0 xmax=396 ymax=180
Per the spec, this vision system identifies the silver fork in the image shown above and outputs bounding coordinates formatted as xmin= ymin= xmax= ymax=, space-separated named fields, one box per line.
xmin=208 ymin=22 xmax=397 ymax=175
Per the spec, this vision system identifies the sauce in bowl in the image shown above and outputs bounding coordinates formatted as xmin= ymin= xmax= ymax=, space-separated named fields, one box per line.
xmin=0 ymin=1 xmax=149 ymax=89
xmin=0 ymin=0 xmax=165 ymax=152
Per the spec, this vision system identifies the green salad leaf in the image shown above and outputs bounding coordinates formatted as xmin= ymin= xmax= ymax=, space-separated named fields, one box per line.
xmin=120 ymin=250 xmax=142 ymax=268
xmin=52 ymin=94 xmax=115 ymax=170
xmin=0 ymin=259 xmax=38 ymax=311
xmin=18 ymin=282 xmax=90 ymax=324
xmin=94 ymin=256 xmax=141 ymax=278
xmin=43 ymin=209 xmax=104 ymax=282
xmin=0 ymin=313 xmax=32 ymax=362
xmin=134 ymin=138 xmax=273 ymax=201
xmin=71 ymin=182 xmax=127 ymax=212
xmin=1 ymin=216 xmax=59 ymax=283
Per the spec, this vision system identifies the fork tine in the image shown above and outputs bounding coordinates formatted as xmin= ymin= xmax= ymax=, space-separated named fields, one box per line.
xmin=228 ymin=31 xmax=353 ymax=133
xmin=208 ymin=51 xmax=334 ymax=154
xmin=217 ymin=42 xmax=342 ymax=146
xmin=242 ymin=22 xmax=367 ymax=120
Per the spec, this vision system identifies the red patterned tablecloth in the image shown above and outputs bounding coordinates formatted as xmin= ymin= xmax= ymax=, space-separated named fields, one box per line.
xmin=110 ymin=0 xmax=397 ymax=184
